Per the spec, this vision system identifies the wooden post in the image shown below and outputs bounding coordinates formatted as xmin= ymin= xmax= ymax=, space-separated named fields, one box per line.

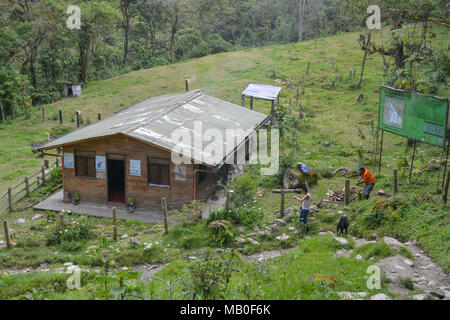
xmin=344 ymin=179 xmax=350 ymax=206
xmin=225 ymin=191 xmax=231 ymax=212
xmin=378 ymin=130 xmax=384 ymax=173
xmin=271 ymin=100 xmax=275 ymax=124
xmin=301 ymin=75 xmax=305 ymax=86
xmin=393 ymin=169 xmax=398 ymax=195
xmin=306 ymin=61 xmax=310 ymax=75
xmin=7 ymin=188 xmax=12 ymax=213
xmin=42 ymin=106 xmax=45 ymax=122
xmin=25 ymin=177 xmax=30 ymax=196
xmin=296 ymin=88 xmax=299 ymax=105
xmin=185 ymin=79 xmax=189 ymax=92
xmin=250 ymin=97 xmax=253 ymax=110
xmin=241 ymin=95 xmax=245 ymax=108
xmin=331 ymin=57 xmax=335 ymax=69
xmin=76 ymin=112 xmax=80 ymax=128
xmin=59 ymin=110 xmax=62 ymax=124
xmin=44 ymin=160 xmax=49 ymax=168
xmin=442 ymin=169 xmax=450 ymax=204
xmin=409 ymin=140 xmax=417 ymax=182
xmin=3 ymin=220 xmax=11 ymax=248
xmin=98 ymin=113 xmax=101 ymax=121
xmin=442 ymin=139 xmax=449 ymax=189
xmin=0 ymin=98 xmax=5 ymax=122
xmin=161 ymin=198 xmax=168 ymax=234
xmin=59 ymin=212 xmax=65 ymax=234
xmin=280 ymin=190 xmax=285 ymax=217
xmin=41 ymin=166 xmax=46 ymax=184
xmin=56 ymin=158 xmax=59 ymax=168
xmin=112 ymin=207 xmax=117 ymax=241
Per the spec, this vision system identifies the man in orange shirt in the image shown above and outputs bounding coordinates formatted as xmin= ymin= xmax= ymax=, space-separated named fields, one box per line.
xmin=357 ymin=167 xmax=375 ymax=199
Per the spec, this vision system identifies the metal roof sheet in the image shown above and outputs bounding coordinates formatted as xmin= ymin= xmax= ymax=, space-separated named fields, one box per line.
xmin=39 ymin=90 xmax=270 ymax=167
xmin=242 ymin=84 xmax=282 ymax=100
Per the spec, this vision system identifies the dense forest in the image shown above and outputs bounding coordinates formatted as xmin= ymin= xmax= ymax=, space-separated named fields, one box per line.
xmin=0 ymin=0 xmax=448 ymax=120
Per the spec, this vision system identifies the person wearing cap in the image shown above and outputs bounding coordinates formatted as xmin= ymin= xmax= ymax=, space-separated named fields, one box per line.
xmin=357 ymin=167 xmax=375 ymax=199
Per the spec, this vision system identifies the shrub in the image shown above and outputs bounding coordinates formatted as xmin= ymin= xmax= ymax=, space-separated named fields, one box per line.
xmin=46 ymin=216 xmax=95 ymax=246
xmin=208 ymin=207 xmax=262 ymax=229
xmin=229 ymin=174 xmax=258 ymax=208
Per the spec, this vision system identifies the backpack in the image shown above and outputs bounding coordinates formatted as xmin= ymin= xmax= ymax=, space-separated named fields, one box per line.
xmin=297 ymin=162 xmax=310 ymax=174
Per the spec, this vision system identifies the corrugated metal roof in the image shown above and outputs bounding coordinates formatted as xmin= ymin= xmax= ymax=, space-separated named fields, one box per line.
xmin=39 ymin=90 xmax=270 ymax=167
xmin=242 ymin=84 xmax=282 ymax=100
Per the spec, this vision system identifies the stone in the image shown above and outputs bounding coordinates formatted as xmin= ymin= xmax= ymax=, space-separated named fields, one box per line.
xmin=15 ymin=218 xmax=26 ymax=225
xmin=335 ymin=249 xmax=351 ymax=258
xmin=276 ymin=234 xmax=290 ymax=241
xmin=271 ymin=225 xmax=280 ymax=234
xmin=235 ymin=237 xmax=245 ymax=244
xmin=383 ymin=236 xmax=405 ymax=248
xmin=144 ymin=243 xmax=153 ymax=250
xmin=130 ymin=237 xmax=141 ymax=246
xmin=281 ymin=213 xmax=292 ymax=222
xmin=318 ymin=232 xmax=328 ymax=236
xmin=238 ymin=226 xmax=245 ymax=233
xmin=32 ymin=214 xmax=44 ymax=221
xmin=273 ymin=219 xmax=286 ymax=226
xmin=121 ymin=234 xmax=128 ymax=239
xmin=327 ymin=231 xmax=334 ymax=235
xmin=370 ymin=293 xmax=392 ymax=300
xmin=429 ymin=290 xmax=445 ymax=299
xmin=413 ymin=294 xmax=428 ymax=300
xmin=337 ymin=292 xmax=368 ymax=299
xmin=428 ymin=281 xmax=437 ymax=287
xmin=355 ymin=255 xmax=363 ymax=260
xmin=247 ymin=238 xmax=260 ymax=246
xmin=64 ymin=262 xmax=73 ymax=266
xmin=334 ymin=237 xmax=348 ymax=245
xmin=404 ymin=259 xmax=414 ymax=267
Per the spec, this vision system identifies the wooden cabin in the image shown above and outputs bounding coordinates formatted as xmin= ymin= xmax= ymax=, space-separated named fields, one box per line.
xmin=38 ymin=90 xmax=270 ymax=210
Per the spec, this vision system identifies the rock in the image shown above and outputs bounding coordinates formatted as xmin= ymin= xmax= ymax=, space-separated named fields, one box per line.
xmin=383 ymin=236 xmax=405 ymax=248
xmin=276 ymin=233 xmax=290 ymax=241
xmin=271 ymin=225 xmax=280 ymax=234
xmin=121 ymin=234 xmax=128 ymax=239
xmin=428 ymin=280 xmax=437 ymax=287
xmin=404 ymin=259 xmax=414 ymax=267
xmin=144 ymin=243 xmax=153 ymax=250
xmin=32 ymin=214 xmax=44 ymax=221
xmin=334 ymin=237 xmax=348 ymax=245
xmin=413 ymin=294 xmax=428 ymax=300
xmin=370 ymin=293 xmax=392 ymax=300
xmin=273 ymin=219 xmax=286 ymax=226
xmin=64 ymin=262 xmax=73 ymax=266
xmin=327 ymin=231 xmax=334 ymax=235
xmin=15 ymin=218 xmax=26 ymax=225
xmin=429 ymin=290 xmax=445 ymax=299
xmin=335 ymin=249 xmax=351 ymax=258
xmin=238 ymin=226 xmax=245 ymax=233
xmin=337 ymin=292 xmax=368 ymax=299
xmin=235 ymin=237 xmax=245 ymax=244
xmin=130 ymin=237 xmax=141 ymax=246
xmin=281 ymin=214 xmax=292 ymax=222
xmin=247 ymin=238 xmax=260 ymax=246
xmin=318 ymin=232 xmax=328 ymax=236
xmin=288 ymin=227 xmax=295 ymax=231
xmin=355 ymin=255 xmax=363 ymax=260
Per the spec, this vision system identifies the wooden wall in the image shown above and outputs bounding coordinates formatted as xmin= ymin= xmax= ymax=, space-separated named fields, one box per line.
xmin=62 ymin=134 xmax=218 ymax=210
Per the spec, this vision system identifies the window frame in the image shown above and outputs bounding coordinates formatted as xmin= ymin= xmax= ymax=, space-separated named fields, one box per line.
xmin=147 ymin=157 xmax=170 ymax=188
xmin=75 ymin=150 xmax=96 ymax=178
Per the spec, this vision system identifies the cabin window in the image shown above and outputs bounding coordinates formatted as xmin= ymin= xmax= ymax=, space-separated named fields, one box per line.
xmin=75 ymin=150 xmax=96 ymax=178
xmin=148 ymin=158 xmax=170 ymax=186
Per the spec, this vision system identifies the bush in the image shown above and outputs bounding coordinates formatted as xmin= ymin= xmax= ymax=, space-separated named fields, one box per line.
xmin=46 ymin=216 xmax=95 ymax=246
xmin=229 ymin=173 xmax=258 ymax=208
xmin=208 ymin=207 xmax=262 ymax=229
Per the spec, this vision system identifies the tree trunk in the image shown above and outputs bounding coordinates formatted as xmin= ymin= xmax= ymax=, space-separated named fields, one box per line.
xmin=298 ymin=0 xmax=306 ymax=42
xmin=30 ymin=46 xmax=37 ymax=87
xmin=0 ymin=98 xmax=5 ymax=121
xmin=79 ymin=32 xmax=89 ymax=85
xmin=357 ymin=50 xmax=368 ymax=89
xmin=123 ymin=19 xmax=129 ymax=66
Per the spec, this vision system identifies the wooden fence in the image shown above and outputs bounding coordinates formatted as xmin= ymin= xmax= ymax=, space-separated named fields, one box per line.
xmin=0 ymin=159 xmax=60 ymax=214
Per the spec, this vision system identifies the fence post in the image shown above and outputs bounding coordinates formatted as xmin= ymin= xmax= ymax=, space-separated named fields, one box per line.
xmin=112 ymin=207 xmax=117 ymax=241
xmin=225 ymin=191 xmax=231 ymax=212
xmin=162 ymin=198 xmax=168 ymax=234
xmin=59 ymin=110 xmax=62 ymax=124
xmin=59 ymin=212 xmax=64 ymax=234
xmin=344 ymin=179 xmax=350 ymax=206
xmin=250 ymin=97 xmax=254 ymax=110
xmin=3 ymin=220 xmax=11 ymax=248
xmin=98 ymin=113 xmax=101 ymax=121
xmin=442 ymin=169 xmax=450 ymax=204
xmin=41 ymin=166 xmax=46 ymax=185
xmin=280 ymin=190 xmax=285 ymax=217
xmin=76 ymin=112 xmax=80 ymax=128
xmin=7 ymin=188 xmax=12 ymax=213
xmin=42 ymin=106 xmax=45 ymax=122
xmin=185 ymin=79 xmax=189 ymax=92
xmin=56 ymin=158 xmax=59 ymax=168
xmin=25 ymin=177 xmax=30 ymax=196
xmin=306 ymin=61 xmax=311 ymax=75
xmin=393 ymin=169 xmax=398 ymax=195
xmin=44 ymin=160 xmax=49 ymax=168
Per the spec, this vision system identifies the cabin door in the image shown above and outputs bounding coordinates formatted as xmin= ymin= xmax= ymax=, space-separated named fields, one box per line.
xmin=107 ymin=155 xmax=125 ymax=203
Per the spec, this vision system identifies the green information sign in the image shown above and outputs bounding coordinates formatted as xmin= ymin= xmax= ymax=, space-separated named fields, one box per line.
xmin=379 ymin=85 xmax=449 ymax=148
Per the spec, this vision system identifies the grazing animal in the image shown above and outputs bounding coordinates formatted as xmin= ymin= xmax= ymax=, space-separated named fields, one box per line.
xmin=337 ymin=215 xmax=349 ymax=236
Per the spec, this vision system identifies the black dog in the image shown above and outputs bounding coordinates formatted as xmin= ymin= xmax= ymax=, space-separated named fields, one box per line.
xmin=336 ymin=215 xmax=349 ymax=236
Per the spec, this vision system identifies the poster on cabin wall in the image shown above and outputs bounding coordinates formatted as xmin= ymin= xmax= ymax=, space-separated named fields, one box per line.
xmin=130 ymin=159 xmax=141 ymax=176
xmin=64 ymin=153 xmax=74 ymax=168
xmin=96 ymin=156 xmax=106 ymax=172
xmin=175 ymin=164 xmax=186 ymax=181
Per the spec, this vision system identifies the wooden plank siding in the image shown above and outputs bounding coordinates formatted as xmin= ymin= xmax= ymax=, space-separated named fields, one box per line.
xmin=62 ymin=134 xmax=218 ymax=210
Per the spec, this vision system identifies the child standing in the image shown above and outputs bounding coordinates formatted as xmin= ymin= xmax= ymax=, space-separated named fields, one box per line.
xmin=293 ymin=186 xmax=312 ymax=237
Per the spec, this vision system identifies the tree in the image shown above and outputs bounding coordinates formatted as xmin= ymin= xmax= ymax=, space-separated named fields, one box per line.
xmin=137 ymin=0 xmax=167 ymax=55
xmin=119 ymin=0 xmax=138 ymax=66
xmin=166 ymin=0 xmax=185 ymax=63
xmin=298 ymin=0 xmax=306 ymax=42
